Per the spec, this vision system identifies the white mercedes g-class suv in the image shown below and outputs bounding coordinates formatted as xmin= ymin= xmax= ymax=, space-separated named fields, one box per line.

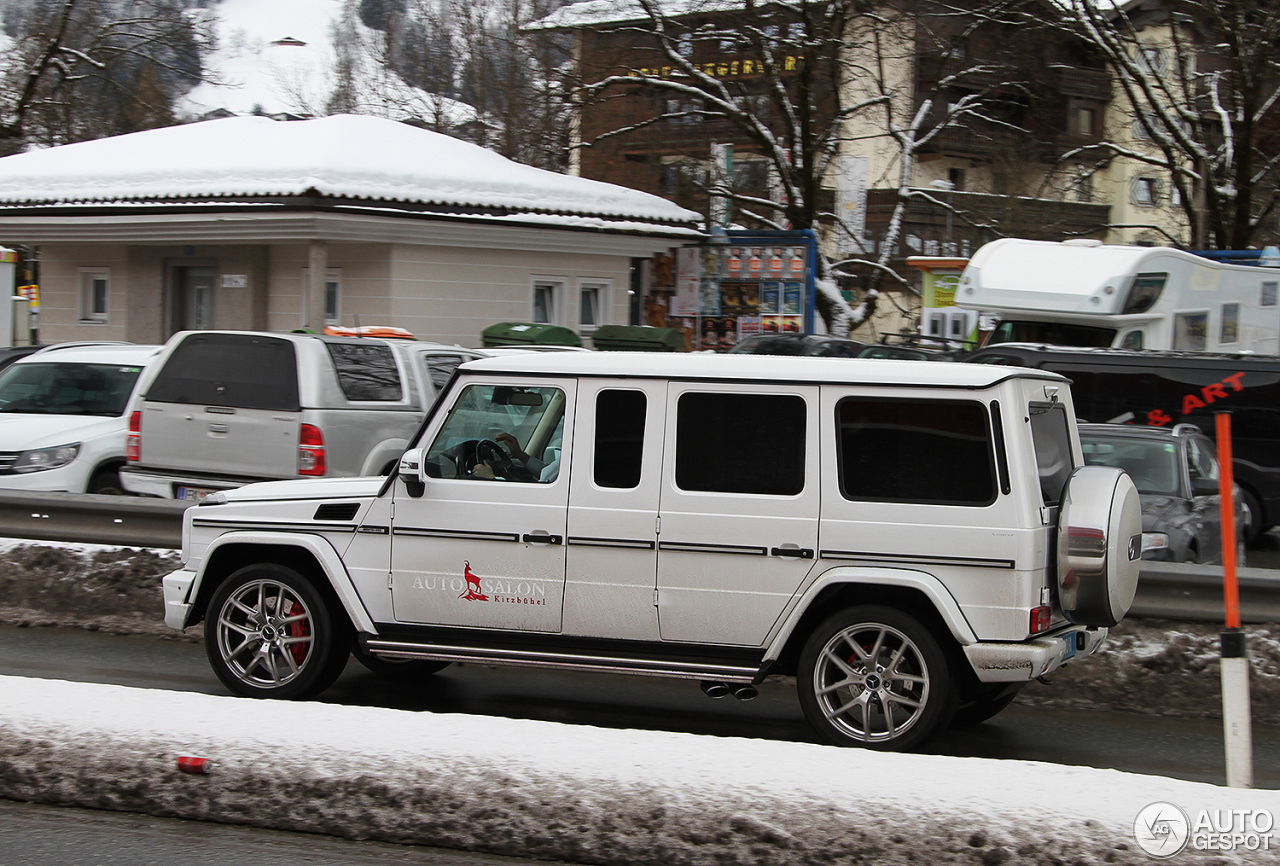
xmin=163 ymin=352 xmax=1141 ymax=751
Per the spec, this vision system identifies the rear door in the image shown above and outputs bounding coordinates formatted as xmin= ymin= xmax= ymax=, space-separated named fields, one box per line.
xmin=655 ymin=383 xmax=820 ymax=646
xmin=139 ymin=333 xmax=301 ymax=483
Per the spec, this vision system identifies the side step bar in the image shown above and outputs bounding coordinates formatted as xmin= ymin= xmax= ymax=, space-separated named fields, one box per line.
xmin=364 ymin=639 xmax=761 ymax=683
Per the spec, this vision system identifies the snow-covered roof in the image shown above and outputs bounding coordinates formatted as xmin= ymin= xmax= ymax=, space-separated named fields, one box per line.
xmin=0 ymin=115 xmax=701 ymax=231
xmin=526 ymin=0 xmax=747 ymax=30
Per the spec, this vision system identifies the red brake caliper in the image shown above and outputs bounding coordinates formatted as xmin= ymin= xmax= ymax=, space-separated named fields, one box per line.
xmin=283 ymin=598 xmax=310 ymax=665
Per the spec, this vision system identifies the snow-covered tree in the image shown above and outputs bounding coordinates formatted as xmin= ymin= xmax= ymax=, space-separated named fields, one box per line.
xmin=0 ymin=0 xmax=210 ymax=151
xmin=569 ymin=0 xmax=1040 ymax=335
xmin=1054 ymin=0 xmax=1280 ymax=249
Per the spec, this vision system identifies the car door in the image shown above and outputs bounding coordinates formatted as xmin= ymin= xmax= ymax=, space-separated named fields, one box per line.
xmin=389 ymin=377 xmax=575 ymax=632
xmin=562 ymin=379 xmax=666 ymax=640
xmin=655 ymin=382 xmax=820 ymax=646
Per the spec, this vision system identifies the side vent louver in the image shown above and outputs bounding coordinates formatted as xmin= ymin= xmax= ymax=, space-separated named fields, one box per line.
xmin=313 ymin=503 xmax=360 ymax=521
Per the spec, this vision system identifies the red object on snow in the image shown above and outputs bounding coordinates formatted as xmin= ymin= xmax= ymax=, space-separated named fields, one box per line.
xmin=176 ymin=756 xmax=212 ymax=774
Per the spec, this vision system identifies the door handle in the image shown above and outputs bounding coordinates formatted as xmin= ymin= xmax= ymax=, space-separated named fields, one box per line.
xmin=771 ymin=546 xmax=814 ymax=559
xmin=523 ymin=532 xmax=563 ymax=545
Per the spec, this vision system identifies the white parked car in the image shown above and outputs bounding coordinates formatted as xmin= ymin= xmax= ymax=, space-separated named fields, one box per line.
xmin=162 ymin=352 xmax=1142 ymax=750
xmin=0 ymin=343 xmax=161 ymax=494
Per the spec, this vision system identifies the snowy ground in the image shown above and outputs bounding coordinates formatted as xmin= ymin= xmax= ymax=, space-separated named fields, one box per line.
xmin=1 ymin=674 xmax=1277 ymax=866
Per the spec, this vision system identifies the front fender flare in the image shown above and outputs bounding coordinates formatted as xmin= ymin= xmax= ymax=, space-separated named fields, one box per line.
xmin=763 ymin=566 xmax=979 ymax=663
xmin=192 ymin=530 xmax=377 ymax=635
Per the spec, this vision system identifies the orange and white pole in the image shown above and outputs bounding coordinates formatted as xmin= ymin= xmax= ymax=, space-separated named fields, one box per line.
xmin=1216 ymin=411 xmax=1252 ymax=788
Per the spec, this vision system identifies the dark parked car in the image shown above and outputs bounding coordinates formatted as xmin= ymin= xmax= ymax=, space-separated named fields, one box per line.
xmin=729 ymin=334 xmax=867 ymax=357
xmin=1079 ymin=423 xmax=1244 ymax=563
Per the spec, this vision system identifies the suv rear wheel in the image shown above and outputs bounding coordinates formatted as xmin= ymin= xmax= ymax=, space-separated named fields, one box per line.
xmin=797 ymin=605 xmax=956 ymax=751
xmin=205 ymin=564 xmax=351 ymax=700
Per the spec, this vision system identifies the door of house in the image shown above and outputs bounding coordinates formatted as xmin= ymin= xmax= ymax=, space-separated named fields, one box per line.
xmin=172 ymin=266 xmax=216 ymax=333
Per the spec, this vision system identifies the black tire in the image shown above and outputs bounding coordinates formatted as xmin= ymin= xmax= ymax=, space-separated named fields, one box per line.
xmin=950 ymin=685 xmax=1021 ymax=728
xmin=351 ymin=640 xmax=451 ymax=679
xmin=204 ymin=563 xmax=352 ymax=700
xmin=797 ymin=605 xmax=956 ymax=751
xmin=87 ymin=468 xmax=125 ymax=496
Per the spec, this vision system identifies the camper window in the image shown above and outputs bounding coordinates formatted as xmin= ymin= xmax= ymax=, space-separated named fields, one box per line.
xmin=1173 ymin=312 xmax=1208 ymax=351
xmin=1221 ymin=304 xmax=1241 ymax=344
xmin=1121 ymin=273 xmax=1167 ymax=314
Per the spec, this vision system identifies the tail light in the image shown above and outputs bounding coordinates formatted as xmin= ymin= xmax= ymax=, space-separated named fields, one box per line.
xmin=1029 ymin=605 xmax=1051 ymax=635
xmin=126 ymin=411 xmax=141 ymax=462
xmin=298 ymin=423 xmax=326 ymax=476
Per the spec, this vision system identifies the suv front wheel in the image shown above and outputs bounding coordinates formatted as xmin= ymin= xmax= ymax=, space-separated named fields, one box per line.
xmin=205 ymin=564 xmax=352 ymax=700
xmin=797 ymin=605 xmax=956 ymax=751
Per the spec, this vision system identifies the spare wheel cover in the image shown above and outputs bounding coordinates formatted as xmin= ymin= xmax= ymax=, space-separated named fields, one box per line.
xmin=1056 ymin=465 xmax=1142 ymax=627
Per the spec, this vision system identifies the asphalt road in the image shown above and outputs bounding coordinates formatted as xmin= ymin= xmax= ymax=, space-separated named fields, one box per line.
xmin=1 ymin=623 xmax=1277 ymax=789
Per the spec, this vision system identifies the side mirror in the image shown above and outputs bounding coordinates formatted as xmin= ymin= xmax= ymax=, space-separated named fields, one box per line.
xmin=1191 ymin=477 xmax=1220 ymax=497
xmin=398 ymin=448 xmax=426 ymax=497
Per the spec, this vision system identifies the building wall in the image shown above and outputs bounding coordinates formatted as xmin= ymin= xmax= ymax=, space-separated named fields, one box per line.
xmin=27 ymin=237 xmax=634 ymax=349
xmin=1097 ymin=22 xmax=1191 ymax=247
xmin=387 ymin=244 xmax=629 ymax=347
xmin=34 ymin=243 xmax=131 ymax=344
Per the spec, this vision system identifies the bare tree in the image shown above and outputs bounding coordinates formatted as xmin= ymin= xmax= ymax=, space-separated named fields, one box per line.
xmin=569 ymin=0 xmax=1037 ymax=335
xmin=1055 ymin=0 xmax=1280 ymax=249
xmin=0 ymin=0 xmax=209 ymax=152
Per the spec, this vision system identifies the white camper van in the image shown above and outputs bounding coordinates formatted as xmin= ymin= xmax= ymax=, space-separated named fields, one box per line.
xmin=957 ymin=238 xmax=1280 ymax=353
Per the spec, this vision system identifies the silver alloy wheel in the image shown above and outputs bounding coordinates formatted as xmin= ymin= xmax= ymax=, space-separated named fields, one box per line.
xmin=810 ymin=621 xmax=930 ymax=743
xmin=214 ymin=578 xmax=315 ymax=689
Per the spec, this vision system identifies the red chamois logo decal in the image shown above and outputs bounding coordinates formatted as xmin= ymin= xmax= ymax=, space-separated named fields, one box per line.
xmin=459 ymin=560 xmax=488 ymax=601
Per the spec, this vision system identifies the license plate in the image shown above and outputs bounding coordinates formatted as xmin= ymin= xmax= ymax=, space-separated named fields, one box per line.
xmin=1062 ymin=633 xmax=1078 ymax=661
xmin=177 ymin=486 xmax=219 ymax=501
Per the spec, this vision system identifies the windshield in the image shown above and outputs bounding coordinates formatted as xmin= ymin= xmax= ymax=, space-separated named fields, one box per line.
xmin=1081 ymin=435 xmax=1180 ymax=496
xmin=986 ymin=320 xmax=1116 ymax=348
xmin=0 ymin=362 xmax=143 ymax=416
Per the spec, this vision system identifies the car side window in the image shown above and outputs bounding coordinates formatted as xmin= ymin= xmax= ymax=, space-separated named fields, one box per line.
xmin=675 ymin=392 xmax=805 ymax=495
xmin=421 ymin=353 xmax=467 ymax=392
xmin=594 ymin=389 xmax=646 ymax=489
xmin=836 ymin=397 xmax=996 ymax=505
xmin=1186 ymin=437 xmax=1218 ymax=481
xmin=325 ymin=342 xmax=403 ymax=402
xmin=423 ymin=384 xmax=565 ymax=483
xmin=1029 ymin=402 xmax=1074 ymax=505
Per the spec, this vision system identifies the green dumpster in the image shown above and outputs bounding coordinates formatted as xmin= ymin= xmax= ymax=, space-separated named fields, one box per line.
xmin=591 ymin=324 xmax=687 ymax=352
xmin=482 ymin=322 xmax=583 ymax=348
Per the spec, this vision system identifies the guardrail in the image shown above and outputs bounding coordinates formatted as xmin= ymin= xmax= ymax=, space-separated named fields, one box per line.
xmin=0 ymin=491 xmax=1275 ymax=623
xmin=0 ymin=490 xmax=190 ymax=549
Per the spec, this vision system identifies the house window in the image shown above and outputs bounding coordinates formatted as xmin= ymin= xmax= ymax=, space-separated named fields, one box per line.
xmin=533 ymin=279 xmax=564 ymax=324
xmin=1131 ymin=176 xmax=1162 ymax=206
xmin=301 ymin=267 xmax=341 ymax=324
xmin=79 ymin=268 xmax=109 ymax=323
xmin=579 ymin=281 xmax=608 ymax=331
xmin=948 ymin=167 xmax=965 ymax=191
xmin=1074 ymin=106 xmax=1096 ymax=136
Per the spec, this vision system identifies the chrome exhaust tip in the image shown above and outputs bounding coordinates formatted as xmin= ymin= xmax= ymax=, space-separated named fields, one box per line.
xmin=731 ymin=685 xmax=759 ymax=701
xmin=699 ymin=681 xmax=730 ymax=699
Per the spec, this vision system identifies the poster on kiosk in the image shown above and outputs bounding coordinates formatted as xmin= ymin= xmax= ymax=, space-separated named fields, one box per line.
xmin=648 ymin=231 xmax=816 ymax=351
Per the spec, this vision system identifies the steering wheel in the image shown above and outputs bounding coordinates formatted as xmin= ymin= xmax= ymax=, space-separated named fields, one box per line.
xmin=475 ymin=439 xmax=537 ymax=482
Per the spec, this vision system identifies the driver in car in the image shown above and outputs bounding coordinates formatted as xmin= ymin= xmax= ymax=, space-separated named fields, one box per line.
xmin=472 ymin=431 xmax=560 ymax=482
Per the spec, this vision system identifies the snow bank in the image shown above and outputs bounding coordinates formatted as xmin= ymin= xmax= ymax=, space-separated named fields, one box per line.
xmin=0 ymin=676 xmax=1275 ymax=865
